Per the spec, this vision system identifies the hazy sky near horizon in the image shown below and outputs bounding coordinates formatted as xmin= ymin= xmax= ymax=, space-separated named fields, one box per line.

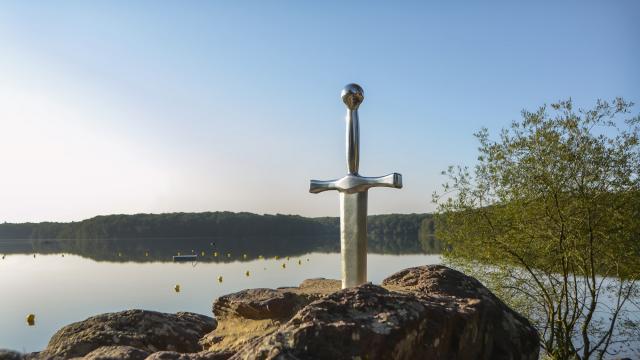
xmin=1 ymin=1 xmax=638 ymax=222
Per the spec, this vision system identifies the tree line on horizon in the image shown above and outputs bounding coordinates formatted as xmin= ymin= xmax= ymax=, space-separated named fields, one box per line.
xmin=0 ymin=212 xmax=442 ymax=255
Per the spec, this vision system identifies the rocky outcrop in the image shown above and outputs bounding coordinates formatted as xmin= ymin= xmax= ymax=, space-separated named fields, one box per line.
xmin=233 ymin=283 xmax=431 ymax=359
xmin=209 ymin=265 xmax=539 ymax=359
xmin=83 ymin=345 xmax=150 ymax=360
xmin=40 ymin=310 xmax=216 ymax=359
xmin=212 ymin=288 xmax=309 ymax=320
xmin=8 ymin=265 xmax=539 ymax=359
xmin=381 ymin=266 xmax=539 ymax=359
xmin=213 ymin=278 xmax=342 ymax=321
xmin=0 ymin=350 xmax=22 ymax=360
xmin=143 ymin=350 xmax=233 ymax=359
xmin=200 ymin=279 xmax=341 ymax=354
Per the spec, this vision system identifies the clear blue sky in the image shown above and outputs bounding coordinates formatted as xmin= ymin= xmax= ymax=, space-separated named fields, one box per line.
xmin=1 ymin=1 xmax=638 ymax=222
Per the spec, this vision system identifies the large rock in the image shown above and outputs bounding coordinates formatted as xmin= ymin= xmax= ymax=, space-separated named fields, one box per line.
xmin=83 ymin=345 xmax=150 ymax=360
xmin=223 ymin=265 xmax=539 ymax=359
xmin=41 ymin=310 xmax=216 ymax=359
xmin=0 ymin=350 xmax=22 ymax=360
xmin=382 ymin=265 xmax=540 ymax=359
xmin=144 ymin=350 xmax=233 ymax=360
xmin=200 ymin=279 xmax=340 ymax=354
xmin=232 ymin=284 xmax=431 ymax=359
xmin=212 ymin=279 xmax=341 ymax=321
xmin=212 ymin=288 xmax=309 ymax=320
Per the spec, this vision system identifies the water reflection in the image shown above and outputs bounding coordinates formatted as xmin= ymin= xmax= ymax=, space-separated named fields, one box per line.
xmin=0 ymin=235 xmax=442 ymax=263
xmin=0 ymin=238 xmax=441 ymax=352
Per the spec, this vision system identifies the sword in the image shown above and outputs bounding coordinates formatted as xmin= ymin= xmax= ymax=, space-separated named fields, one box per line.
xmin=310 ymin=84 xmax=402 ymax=288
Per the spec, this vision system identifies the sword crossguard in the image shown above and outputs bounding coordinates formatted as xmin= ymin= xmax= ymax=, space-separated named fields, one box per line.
xmin=310 ymin=173 xmax=402 ymax=194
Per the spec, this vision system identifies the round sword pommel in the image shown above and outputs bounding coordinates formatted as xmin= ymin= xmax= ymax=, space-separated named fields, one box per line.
xmin=341 ymin=83 xmax=364 ymax=110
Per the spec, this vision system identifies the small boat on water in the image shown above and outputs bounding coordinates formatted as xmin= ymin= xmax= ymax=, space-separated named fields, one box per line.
xmin=173 ymin=255 xmax=197 ymax=262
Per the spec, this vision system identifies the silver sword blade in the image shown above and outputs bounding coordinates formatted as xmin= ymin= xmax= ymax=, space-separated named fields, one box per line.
xmin=340 ymin=191 xmax=368 ymax=288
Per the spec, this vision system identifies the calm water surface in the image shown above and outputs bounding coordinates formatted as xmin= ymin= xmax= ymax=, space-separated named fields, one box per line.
xmin=0 ymin=249 xmax=441 ymax=352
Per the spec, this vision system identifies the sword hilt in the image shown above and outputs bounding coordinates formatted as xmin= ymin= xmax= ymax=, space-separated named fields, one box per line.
xmin=342 ymin=84 xmax=364 ymax=174
xmin=310 ymin=173 xmax=402 ymax=194
xmin=310 ymin=83 xmax=402 ymax=196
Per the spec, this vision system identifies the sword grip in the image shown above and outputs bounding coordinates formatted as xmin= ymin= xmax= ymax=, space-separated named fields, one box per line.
xmin=346 ymin=109 xmax=359 ymax=174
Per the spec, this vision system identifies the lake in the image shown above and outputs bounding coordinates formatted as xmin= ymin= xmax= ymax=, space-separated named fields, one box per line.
xmin=0 ymin=238 xmax=441 ymax=352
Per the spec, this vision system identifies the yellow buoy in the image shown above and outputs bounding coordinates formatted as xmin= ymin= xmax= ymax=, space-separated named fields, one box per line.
xmin=145 ymin=252 xmax=149 ymax=257
xmin=217 ymin=276 xmax=223 ymax=283
xmin=174 ymin=284 xmax=180 ymax=293
xmin=213 ymin=252 xmax=218 ymax=257
xmin=118 ymin=252 xmax=122 ymax=257
xmin=26 ymin=314 xmax=35 ymax=326
xmin=201 ymin=251 xmax=205 ymax=257
xmin=245 ymin=270 xmax=250 ymax=277
xmin=243 ymin=254 xmax=247 ymax=259
xmin=281 ymin=263 xmax=286 ymax=269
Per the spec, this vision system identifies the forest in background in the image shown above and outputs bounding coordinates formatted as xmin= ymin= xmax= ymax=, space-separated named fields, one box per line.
xmin=0 ymin=212 xmax=442 ymax=256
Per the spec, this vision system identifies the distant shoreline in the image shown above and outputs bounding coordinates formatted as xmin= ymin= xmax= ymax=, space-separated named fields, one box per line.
xmin=0 ymin=212 xmax=443 ymax=257
xmin=0 ymin=211 xmax=434 ymax=239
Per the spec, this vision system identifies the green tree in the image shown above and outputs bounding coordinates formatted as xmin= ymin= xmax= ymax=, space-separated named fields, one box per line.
xmin=433 ymin=98 xmax=640 ymax=359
